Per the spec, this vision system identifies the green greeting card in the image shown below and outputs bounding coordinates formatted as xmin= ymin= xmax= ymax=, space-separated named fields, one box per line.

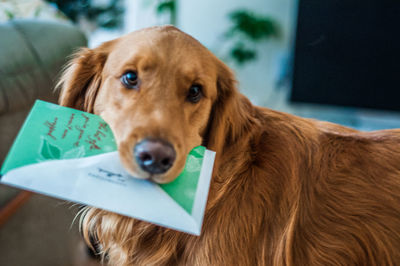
xmin=0 ymin=101 xmax=215 ymax=234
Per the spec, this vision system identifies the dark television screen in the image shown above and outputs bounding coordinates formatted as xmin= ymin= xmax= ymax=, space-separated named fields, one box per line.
xmin=290 ymin=0 xmax=400 ymax=111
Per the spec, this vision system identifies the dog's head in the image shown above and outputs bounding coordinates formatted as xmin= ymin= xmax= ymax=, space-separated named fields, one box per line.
xmin=59 ymin=26 xmax=239 ymax=183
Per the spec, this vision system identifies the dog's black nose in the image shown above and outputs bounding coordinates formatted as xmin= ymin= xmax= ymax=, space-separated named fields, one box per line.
xmin=134 ymin=139 xmax=176 ymax=174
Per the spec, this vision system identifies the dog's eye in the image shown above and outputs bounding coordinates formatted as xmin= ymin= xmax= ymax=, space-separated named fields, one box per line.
xmin=121 ymin=71 xmax=139 ymax=89
xmin=187 ymin=84 xmax=203 ymax=103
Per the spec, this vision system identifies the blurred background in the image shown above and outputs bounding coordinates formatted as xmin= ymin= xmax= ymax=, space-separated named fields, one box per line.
xmin=0 ymin=0 xmax=399 ymax=265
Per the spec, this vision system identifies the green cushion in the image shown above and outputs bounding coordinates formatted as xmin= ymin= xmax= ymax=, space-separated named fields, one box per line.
xmin=0 ymin=19 xmax=87 ymax=114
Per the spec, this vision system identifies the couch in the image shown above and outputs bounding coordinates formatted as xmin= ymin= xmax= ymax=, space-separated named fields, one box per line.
xmin=0 ymin=19 xmax=87 ymax=222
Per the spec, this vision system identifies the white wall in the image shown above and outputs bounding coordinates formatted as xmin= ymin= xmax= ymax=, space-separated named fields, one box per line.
xmin=123 ymin=0 xmax=299 ymax=106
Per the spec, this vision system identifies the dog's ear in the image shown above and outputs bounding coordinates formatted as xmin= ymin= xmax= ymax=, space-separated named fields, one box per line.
xmin=205 ymin=61 xmax=254 ymax=155
xmin=58 ymin=41 xmax=113 ymax=112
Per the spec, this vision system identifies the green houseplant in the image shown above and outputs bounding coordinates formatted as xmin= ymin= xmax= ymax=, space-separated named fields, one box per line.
xmin=153 ymin=2 xmax=280 ymax=66
xmin=155 ymin=0 xmax=177 ymax=26
xmin=225 ymin=10 xmax=280 ymax=66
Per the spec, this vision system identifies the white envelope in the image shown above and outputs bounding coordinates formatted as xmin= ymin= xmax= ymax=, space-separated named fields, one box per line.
xmin=1 ymin=150 xmax=215 ymax=235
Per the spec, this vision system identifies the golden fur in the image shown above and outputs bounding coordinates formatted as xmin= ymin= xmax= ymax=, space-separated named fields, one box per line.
xmin=58 ymin=26 xmax=400 ymax=265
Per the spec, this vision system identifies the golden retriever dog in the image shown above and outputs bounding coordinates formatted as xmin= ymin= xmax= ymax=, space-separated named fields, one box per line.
xmin=58 ymin=26 xmax=400 ymax=265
